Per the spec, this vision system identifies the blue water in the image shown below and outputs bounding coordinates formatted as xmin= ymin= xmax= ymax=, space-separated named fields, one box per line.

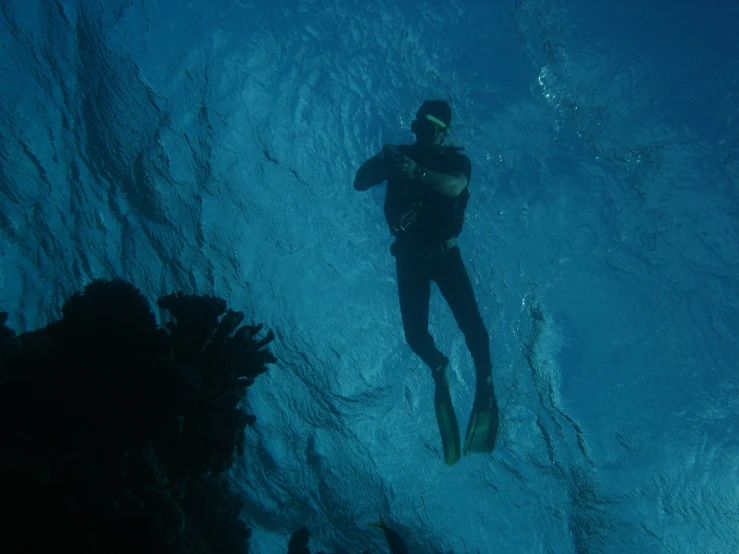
xmin=1 ymin=0 xmax=737 ymax=552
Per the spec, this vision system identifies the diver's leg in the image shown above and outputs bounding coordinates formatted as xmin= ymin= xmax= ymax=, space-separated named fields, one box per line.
xmin=435 ymin=247 xmax=499 ymax=455
xmin=397 ymin=251 xmax=460 ymax=464
xmin=434 ymin=247 xmax=493 ymax=380
xmin=396 ymin=252 xmax=446 ymax=370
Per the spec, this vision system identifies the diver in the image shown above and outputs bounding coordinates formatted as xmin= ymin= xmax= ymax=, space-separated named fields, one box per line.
xmin=353 ymin=100 xmax=499 ymax=465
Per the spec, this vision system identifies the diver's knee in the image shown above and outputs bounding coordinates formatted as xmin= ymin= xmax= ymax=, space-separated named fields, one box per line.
xmin=404 ymin=329 xmax=430 ymax=352
xmin=461 ymin=316 xmax=488 ymax=339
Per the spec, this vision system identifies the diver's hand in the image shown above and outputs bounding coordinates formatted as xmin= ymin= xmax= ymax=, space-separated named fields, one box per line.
xmin=397 ymin=156 xmax=419 ymax=179
xmin=379 ymin=145 xmax=422 ymax=180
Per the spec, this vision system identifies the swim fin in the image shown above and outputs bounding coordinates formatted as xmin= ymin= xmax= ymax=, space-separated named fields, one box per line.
xmin=432 ymin=362 xmax=461 ymax=466
xmin=463 ymin=378 xmax=499 ymax=456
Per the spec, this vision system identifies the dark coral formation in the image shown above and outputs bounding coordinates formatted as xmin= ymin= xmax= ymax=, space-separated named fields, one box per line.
xmin=0 ymin=279 xmax=274 ymax=553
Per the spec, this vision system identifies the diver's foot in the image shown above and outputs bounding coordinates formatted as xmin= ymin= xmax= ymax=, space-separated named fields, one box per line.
xmin=463 ymin=378 xmax=499 ymax=456
xmin=432 ymin=360 xmax=450 ymax=386
xmin=476 ymin=375 xmax=496 ymax=410
xmin=433 ymin=361 xmax=461 ymax=466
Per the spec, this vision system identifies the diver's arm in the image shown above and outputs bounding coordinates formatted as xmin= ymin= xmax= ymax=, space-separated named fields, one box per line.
xmin=353 ymin=155 xmax=388 ymax=191
xmin=417 ymin=169 xmax=468 ymax=197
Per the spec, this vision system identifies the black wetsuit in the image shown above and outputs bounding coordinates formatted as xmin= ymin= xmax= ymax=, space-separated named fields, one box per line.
xmin=385 ymin=144 xmax=492 ymax=379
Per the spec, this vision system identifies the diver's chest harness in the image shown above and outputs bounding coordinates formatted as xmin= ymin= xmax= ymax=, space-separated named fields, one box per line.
xmin=388 ymin=145 xmax=467 ymax=258
xmin=392 ymin=202 xmax=423 ymax=234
